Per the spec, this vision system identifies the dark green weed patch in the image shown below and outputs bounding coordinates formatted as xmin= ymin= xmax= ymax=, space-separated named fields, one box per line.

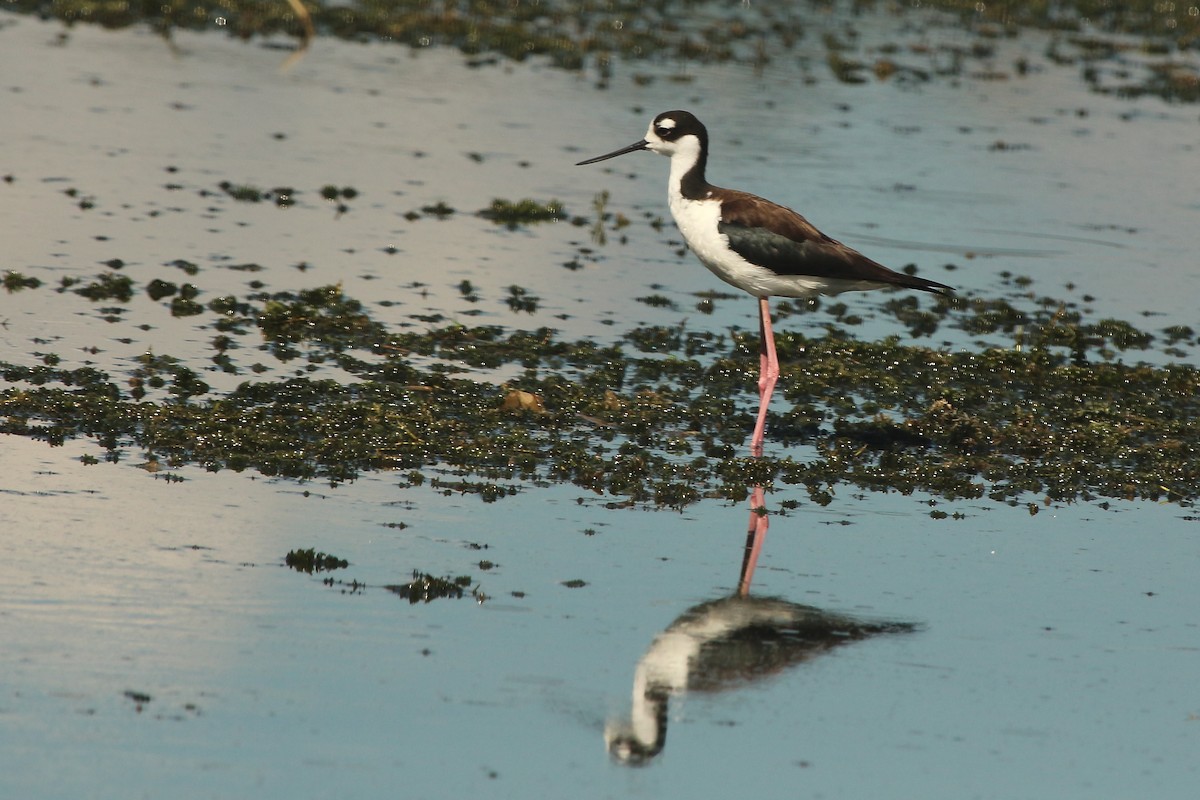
xmin=3 ymin=281 xmax=1198 ymax=509
xmin=385 ymin=571 xmax=474 ymax=604
xmin=9 ymin=1 xmax=1198 ymax=103
xmin=285 ymin=548 xmax=350 ymax=573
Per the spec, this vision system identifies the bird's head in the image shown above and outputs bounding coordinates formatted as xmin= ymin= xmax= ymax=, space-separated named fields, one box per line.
xmin=576 ymin=110 xmax=708 ymax=166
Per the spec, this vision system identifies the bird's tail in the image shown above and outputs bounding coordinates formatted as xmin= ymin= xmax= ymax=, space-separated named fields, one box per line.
xmin=899 ymin=272 xmax=954 ymax=295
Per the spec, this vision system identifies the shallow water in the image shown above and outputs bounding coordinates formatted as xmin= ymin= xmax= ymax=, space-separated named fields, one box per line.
xmin=2 ymin=9 xmax=1199 ymax=799
xmin=6 ymin=433 xmax=1199 ymax=798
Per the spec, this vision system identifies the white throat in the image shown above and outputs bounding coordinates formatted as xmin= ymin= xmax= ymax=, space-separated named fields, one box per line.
xmin=661 ymin=135 xmax=704 ymax=196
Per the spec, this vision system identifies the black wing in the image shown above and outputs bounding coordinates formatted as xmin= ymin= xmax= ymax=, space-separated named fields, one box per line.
xmin=716 ymin=190 xmax=952 ymax=294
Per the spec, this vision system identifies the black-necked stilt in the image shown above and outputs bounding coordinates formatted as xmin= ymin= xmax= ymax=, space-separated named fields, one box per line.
xmin=605 ymin=594 xmax=917 ymax=765
xmin=577 ymin=110 xmax=953 ymax=464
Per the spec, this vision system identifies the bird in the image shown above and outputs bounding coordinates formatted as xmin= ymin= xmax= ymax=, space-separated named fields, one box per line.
xmin=576 ymin=110 xmax=953 ymax=469
xmin=605 ymin=594 xmax=917 ymax=765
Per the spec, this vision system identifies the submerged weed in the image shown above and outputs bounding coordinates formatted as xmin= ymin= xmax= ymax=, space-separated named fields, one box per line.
xmin=74 ymin=272 xmax=134 ymax=302
xmin=146 ymin=279 xmax=178 ymax=301
xmin=385 ymin=571 xmax=472 ymax=603
xmin=3 ymin=271 xmax=42 ymax=292
xmin=3 ymin=279 xmax=1200 ymax=509
xmin=418 ymin=201 xmax=455 ymax=219
xmin=256 ymin=285 xmax=389 ymax=356
xmin=285 ymin=548 xmax=349 ymax=574
xmin=7 ymin=0 xmax=1200 ymax=105
xmin=218 ymin=181 xmax=264 ymax=202
xmin=479 ymin=198 xmax=566 ymax=229
xmin=505 ymin=285 xmax=540 ymax=314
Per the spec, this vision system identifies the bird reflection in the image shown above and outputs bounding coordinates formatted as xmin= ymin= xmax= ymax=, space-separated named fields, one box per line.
xmin=606 ymin=493 xmax=916 ymax=765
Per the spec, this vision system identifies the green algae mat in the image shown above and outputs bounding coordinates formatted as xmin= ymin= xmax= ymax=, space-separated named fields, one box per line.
xmin=8 ymin=1 xmax=1200 ymax=102
xmin=4 ymin=277 xmax=1197 ymax=509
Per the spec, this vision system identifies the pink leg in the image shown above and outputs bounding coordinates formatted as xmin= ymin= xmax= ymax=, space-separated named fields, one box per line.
xmin=749 ymin=297 xmax=779 ymax=459
xmin=740 ymin=298 xmax=777 ymax=595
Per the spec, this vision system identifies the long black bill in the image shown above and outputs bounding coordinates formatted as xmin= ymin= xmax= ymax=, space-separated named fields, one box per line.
xmin=575 ymin=140 xmax=649 ymax=166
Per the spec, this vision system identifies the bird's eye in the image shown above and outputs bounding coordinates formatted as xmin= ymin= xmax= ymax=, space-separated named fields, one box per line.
xmin=655 ymin=125 xmax=671 ymax=137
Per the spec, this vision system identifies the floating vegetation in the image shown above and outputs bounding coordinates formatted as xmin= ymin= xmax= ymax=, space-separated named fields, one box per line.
xmin=2 ymin=276 xmax=1199 ymax=509
xmin=636 ymin=295 xmax=678 ymax=310
xmin=146 ymin=279 xmax=178 ymax=301
xmin=6 ymin=1 xmax=1197 ymax=104
xmin=385 ymin=571 xmax=473 ymax=604
xmin=291 ymin=569 xmax=488 ymax=602
xmin=416 ymin=201 xmax=455 ymax=220
xmin=168 ymin=259 xmax=200 ymax=276
xmin=320 ymin=185 xmax=358 ymax=201
xmin=123 ymin=690 xmax=152 ymax=711
xmin=270 ymin=187 xmax=296 ymax=209
xmin=214 ymin=182 xmax=311 ymax=208
xmin=3 ymin=271 xmax=42 ymax=292
xmin=505 ymin=285 xmax=540 ymax=314
xmin=457 ymin=279 xmax=480 ymax=303
xmin=478 ymin=198 xmax=567 ymax=229
xmin=125 ymin=351 xmax=210 ymax=401
xmin=170 ymin=298 xmax=204 ymax=317
xmin=73 ymin=271 xmax=133 ymax=302
xmin=430 ymin=476 xmax=523 ymax=502
xmin=319 ymin=184 xmax=357 ymax=214
xmin=256 ymin=285 xmax=388 ymax=357
xmin=218 ymin=181 xmax=265 ymax=203
xmin=285 ymin=548 xmax=349 ymax=574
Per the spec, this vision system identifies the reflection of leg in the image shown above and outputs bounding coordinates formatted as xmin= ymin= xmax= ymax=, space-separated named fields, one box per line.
xmin=738 ymin=486 xmax=769 ymax=596
xmin=742 ymin=298 xmax=776 ymax=594
xmin=750 ymin=298 xmax=778 ymax=460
